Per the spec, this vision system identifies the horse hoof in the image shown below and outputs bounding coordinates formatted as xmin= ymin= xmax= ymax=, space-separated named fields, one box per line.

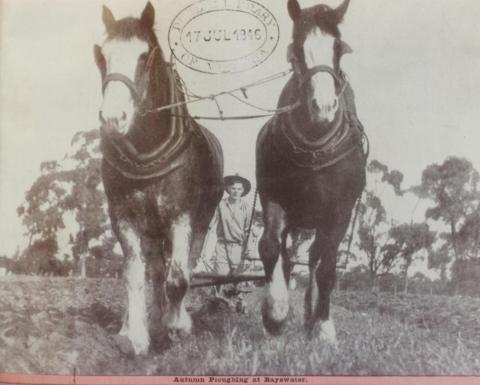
xmin=162 ymin=307 xmax=192 ymax=335
xmin=167 ymin=328 xmax=190 ymax=342
xmin=262 ymin=314 xmax=287 ymax=336
xmin=318 ymin=320 xmax=338 ymax=348
xmin=261 ymin=302 xmax=288 ymax=336
xmin=113 ymin=334 xmax=137 ymax=358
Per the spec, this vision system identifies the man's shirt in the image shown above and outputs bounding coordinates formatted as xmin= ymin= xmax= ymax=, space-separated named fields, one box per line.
xmin=210 ymin=197 xmax=252 ymax=244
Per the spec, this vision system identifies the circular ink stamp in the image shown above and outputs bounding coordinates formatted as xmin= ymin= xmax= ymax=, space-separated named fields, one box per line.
xmin=168 ymin=0 xmax=280 ymax=74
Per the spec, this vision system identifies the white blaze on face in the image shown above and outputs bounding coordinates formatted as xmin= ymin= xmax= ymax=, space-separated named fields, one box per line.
xmin=100 ymin=38 xmax=149 ymax=135
xmin=303 ymin=28 xmax=338 ymax=123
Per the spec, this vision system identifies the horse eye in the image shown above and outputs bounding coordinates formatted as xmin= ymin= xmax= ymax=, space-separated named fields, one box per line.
xmin=138 ymin=53 xmax=148 ymax=63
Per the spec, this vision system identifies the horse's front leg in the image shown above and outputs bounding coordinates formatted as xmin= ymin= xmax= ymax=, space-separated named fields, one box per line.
xmin=306 ymin=215 xmax=351 ymax=347
xmin=259 ymin=200 xmax=290 ymax=335
xmin=305 ymin=230 xmax=338 ymax=346
xmin=115 ymin=221 xmax=150 ymax=355
xmin=163 ymin=214 xmax=192 ymax=337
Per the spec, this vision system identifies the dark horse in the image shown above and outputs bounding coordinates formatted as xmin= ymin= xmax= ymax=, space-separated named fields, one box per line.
xmin=94 ymin=3 xmax=223 ymax=354
xmin=256 ymin=0 xmax=366 ymax=344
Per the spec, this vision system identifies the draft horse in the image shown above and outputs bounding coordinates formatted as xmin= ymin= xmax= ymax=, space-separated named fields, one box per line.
xmin=94 ymin=3 xmax=223 ymax=354
xmin=256 ymin=0 xmax=366 ymax=345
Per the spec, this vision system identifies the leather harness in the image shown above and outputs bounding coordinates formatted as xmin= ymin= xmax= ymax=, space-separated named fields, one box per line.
xmin=99 ymin=47 xmax=206 ymax=180
xmin=267 ymin=41 xmax=367 ymax=171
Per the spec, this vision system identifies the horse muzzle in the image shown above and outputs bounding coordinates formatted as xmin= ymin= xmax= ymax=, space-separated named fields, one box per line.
xmin=99 ymin=80 xmax=137 ymax=136
xmin=310 ymin=96 xmax=339 ymax=124
xmin=299 ymin=65 xmax=343 ymax=124
xmin=99 ymin=115 xmax=129 ymax=138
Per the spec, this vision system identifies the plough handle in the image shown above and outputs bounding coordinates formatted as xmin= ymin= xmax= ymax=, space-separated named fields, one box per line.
xmin=190 ymin=273 xmax=265 ymax=289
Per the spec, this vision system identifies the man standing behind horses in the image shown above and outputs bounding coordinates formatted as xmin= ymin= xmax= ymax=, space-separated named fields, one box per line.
xmin=201 ymin=174 xmax=253 ymax=275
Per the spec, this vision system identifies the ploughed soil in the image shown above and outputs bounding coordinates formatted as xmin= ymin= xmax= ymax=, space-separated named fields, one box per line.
xmin=2 ymin=276 xmax=480 ymax=376
xmin=1 ymin=276 xmax=165 ymax=375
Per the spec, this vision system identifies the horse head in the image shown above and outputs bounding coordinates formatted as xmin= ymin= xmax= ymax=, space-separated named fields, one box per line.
xmin=287 ymin=0 xmax=353 ymax=125
xmin=94 ymin=2 xmax=165 ymax=136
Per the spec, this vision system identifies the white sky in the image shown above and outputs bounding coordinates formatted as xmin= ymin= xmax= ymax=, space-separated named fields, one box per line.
xmin=1 ymin=0 xmax=480 ymax=257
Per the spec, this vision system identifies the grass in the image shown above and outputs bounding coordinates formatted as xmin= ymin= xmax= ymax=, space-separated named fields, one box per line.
xmin=1 ymin=276 xmax=480 ymax=375
xmin=145 ymin=289 xmax=480 ymax=376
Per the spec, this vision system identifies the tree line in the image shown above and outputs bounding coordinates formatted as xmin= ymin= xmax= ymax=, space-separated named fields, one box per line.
xmin=349 ymin=158 xmax=480 ymax=295
xmin=5 ymin=130 xmax=122 ymax=278
xmin=2 ymin=130 xmax=480 ymax=296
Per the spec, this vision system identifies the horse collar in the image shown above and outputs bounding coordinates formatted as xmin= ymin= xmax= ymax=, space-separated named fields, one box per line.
xmin=100 ymin=122 xmax=191 ymax=180
xmin=100 ymin=65 xmax=192 ymax=180
xmin=271 ymin=95 xmax=364 ymax=171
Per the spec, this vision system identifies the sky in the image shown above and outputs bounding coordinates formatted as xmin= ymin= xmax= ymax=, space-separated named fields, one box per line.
xmin=1 ymin=0 xmax=480 ymax=261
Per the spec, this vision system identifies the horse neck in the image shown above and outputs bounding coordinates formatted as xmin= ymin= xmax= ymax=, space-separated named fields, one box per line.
xmin=127 ymin=59 xmax=185 ymax=153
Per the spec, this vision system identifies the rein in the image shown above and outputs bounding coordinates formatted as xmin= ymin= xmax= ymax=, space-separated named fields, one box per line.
xmin=140 ymin=49 xmax=349 ymax=121
xmin=129 ymin=49 xmax=349 ymax=122
xmin=138 ymin=52 xmax=299 ymax=121
xmin=101 ymin=40 xmax=350 ymax=122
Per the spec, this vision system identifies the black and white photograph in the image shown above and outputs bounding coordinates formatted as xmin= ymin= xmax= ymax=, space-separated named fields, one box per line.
xmin=1 ymin=0 xmax=480 ymax=380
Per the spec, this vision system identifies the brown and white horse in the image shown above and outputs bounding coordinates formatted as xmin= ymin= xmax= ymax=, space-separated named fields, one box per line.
xmin=256 ymin=0 xmax=366 ymax=345
xmin=94 ymin=3 xmax=223 ymax=354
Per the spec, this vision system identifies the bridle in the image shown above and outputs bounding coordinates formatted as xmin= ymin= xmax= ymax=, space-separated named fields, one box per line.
xmin=297 ymin=65 xmax=348 ymax=97
xmin=98 ymin=44 xmax=193 ymax=180
xmin=269 ymin=37 xmax=367 ymax=171
xmin=287 ymin=39 xmax=349 ymax=98
xmin=101 ymin=46 xmax=160 ymax=112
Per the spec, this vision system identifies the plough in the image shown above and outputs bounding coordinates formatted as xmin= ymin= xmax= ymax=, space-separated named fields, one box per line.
xmin=190 ymin=271 xmax=265 ymax=289
xmin=190 ymin=257 xmax=348 ymax=289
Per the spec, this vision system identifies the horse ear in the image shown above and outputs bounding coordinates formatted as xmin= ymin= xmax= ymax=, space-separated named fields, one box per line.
xmin=140 ymin=2 xmax=155 ymax=29
xmin=334 ymin=0 xmax=350 ymax=23
xmin=102 ymin=5 xmax=115 ymax=32
xmin=288 ymin=0 xmax=301 ymax=21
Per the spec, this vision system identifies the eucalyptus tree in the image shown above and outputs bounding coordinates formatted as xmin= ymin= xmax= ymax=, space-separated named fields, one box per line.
xmin=17 ymin=130 xmax=117 ymax=276
xmin=383 ymin=223 xmax=435 ymax=293
xmin=413 ymin=157 xmax=480 ymax=274
xmin=357 ymin=191 xmax=398 ymax=291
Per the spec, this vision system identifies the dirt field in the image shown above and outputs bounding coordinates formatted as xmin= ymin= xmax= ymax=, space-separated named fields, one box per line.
xmin=1 ymin=276 xmax=480 ymax=376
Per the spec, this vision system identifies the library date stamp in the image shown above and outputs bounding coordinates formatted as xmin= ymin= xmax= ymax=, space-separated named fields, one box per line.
xmin=168 ymin=0 xmax=280 ymax=74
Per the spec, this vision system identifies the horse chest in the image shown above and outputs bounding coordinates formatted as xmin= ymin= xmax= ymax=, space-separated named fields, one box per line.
xmin=283 ymin=175 xmax=333 ymax=210
xmin=107 ymin=183 xmax=183 ymax=232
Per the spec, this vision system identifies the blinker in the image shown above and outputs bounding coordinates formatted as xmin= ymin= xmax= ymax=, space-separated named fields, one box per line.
xmin=336 ymin=39 xmax=353 ymax=56
xmin=287 ymin=43 xmax=295 ymax=63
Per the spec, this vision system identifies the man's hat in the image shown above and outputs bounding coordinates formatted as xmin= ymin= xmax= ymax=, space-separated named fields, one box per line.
xmin=224 ymin=174 xmax=251 ymax=196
